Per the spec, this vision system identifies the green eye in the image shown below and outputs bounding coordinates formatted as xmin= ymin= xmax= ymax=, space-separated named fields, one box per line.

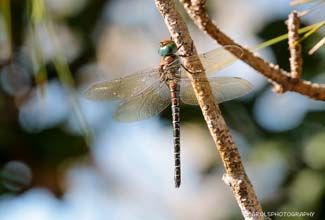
xmin=158 ymin=42 xmax=177 ymax=56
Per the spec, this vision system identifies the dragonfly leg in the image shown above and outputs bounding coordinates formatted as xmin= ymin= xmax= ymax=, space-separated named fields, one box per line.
xmin=181 ymin=63 xmax=204 ymax=75
xmin=160 ymin=71 xmax=166 ymax=82
xmin=176 ymin=41 xmax=184 ymax=51
xmin=177 ymin=41 xmax=193 ymax=57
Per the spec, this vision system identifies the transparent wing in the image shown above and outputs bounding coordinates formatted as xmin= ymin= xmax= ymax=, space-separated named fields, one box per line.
xmin=180 ymin=46 xmax=241 ymax=76
xmin=84 ymin=68 xmax=161 ymax=101
xmin=114 ymin=82 xmax=171 ymax=122
xmin=180 ymin=77 xmax=253 ymax=105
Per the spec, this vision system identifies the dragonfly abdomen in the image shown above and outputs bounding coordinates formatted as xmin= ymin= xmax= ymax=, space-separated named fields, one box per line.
xmin=169 ymin=80 xmax=181 ymax=188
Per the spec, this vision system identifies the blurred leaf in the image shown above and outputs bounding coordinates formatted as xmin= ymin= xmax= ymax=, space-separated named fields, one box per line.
xmin=0 ymin=0 xmax=12 ymax=61
xmin=254 ymin=21 xmax=325 ymax=51
xmin=308 ymin=37 xmax=325 ymax=55
xmin=297 ymin=21 xmax=324 ymax=44
xmin=31 ymin=0 xmax=45 ymax=23
xmin=291 ymin=0 xmax=320 ymax=6
xmin=49 ymin=26 xmax=92 ymax=144
xmin=27 ymin=0 xmax=92 ymax=145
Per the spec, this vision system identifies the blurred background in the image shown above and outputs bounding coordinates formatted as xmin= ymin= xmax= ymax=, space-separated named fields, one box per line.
xmin=0 ymin=0 xmax=324 ymax=220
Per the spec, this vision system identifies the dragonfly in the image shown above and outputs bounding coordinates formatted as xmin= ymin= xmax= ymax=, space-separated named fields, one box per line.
xmin=85 ymin=40 xmax=253 ymax=188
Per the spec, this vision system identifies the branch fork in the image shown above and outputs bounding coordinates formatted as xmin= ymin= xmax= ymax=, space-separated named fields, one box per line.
xmin=180 ymin=0 xmax=325 ymax=100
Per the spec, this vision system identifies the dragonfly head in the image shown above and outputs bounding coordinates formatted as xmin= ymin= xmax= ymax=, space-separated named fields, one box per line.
xmin=158 ymin=40 xmax=177 ymax=56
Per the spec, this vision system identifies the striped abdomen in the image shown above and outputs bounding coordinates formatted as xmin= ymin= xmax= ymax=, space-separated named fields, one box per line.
xmin=168 ymin=80 xmax=181 ymax=188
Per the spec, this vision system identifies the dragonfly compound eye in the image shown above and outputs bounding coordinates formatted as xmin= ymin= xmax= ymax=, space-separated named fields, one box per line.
xmin=158 ymin=43 xmax=177 ymax=56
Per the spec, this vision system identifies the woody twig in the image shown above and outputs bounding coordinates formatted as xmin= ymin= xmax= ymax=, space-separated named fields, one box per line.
xmin=287 ymin=11 xmax=303 ymax=79
xmin=180 ymin=0 xmax=325 ymax=100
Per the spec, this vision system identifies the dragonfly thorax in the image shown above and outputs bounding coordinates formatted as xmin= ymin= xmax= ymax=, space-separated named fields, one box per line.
xmin=160 ymin=55 xmax=180 ymax=83
xmin=160 ymin=54 xmax=179 ymax=67
xmin=158 ymin=40 xmax=180 ymax=83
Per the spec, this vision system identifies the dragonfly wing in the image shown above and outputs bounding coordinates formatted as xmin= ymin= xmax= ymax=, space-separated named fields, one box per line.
xmin=114 ymin=82 xmax=171 ymax=122
xmin=180 ymin=46 xmax=241 ymax=76
xmin=180 ymin=77 xmax=253 ymax=105
xmin=84 ymin=68 xmax=161 ymax=101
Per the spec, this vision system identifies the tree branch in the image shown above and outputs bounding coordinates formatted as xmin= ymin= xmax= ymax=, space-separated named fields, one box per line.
xmin=287 ymin=11 xmax=302 ymax=79
xmin=180 ymin=0 xmax=325 ymax=100
xmin=154 ymin=0 xmax=264 ymax=219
